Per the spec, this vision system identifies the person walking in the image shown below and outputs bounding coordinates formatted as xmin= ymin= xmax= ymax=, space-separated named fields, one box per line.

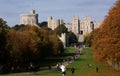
xmin=71 ymin=67 xmax=75 ymax=76
xmin=60 ymin=63 xmax=66 ymax=76
xmin=96 ymin=67 xmax=99 ymax=73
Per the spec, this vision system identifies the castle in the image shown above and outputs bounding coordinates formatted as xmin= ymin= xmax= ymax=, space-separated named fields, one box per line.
xmin=20 ymin=10 xmax=38 ymax=26
xmin=48 ymin=16 xmax=101 ymax=35
xmin=20 ymin=10 xmax=101 ymax=47
xmin=20 ymin=10 xmax=101 ymax=35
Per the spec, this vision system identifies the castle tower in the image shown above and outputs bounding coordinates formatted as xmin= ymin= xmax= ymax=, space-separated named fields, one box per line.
xmin=47 ymin=16 xmax=64 ymax=30
xmin=51 ymin=19 xmax=60 ymax=30
xmin=72 ymin=16 xmax=80 ymax=34
xmin=20 ymin=10 xmax=38 ymax=26
xmin=80 ymin=16 xmax=93 ymax=35
xmin=84 ymin=16 xmax=92 ymax=34
xmin=59 ymin=19 xmax=64 ymax=25
xmin=48 ymin=16 xmax=52 ymax=29
xmin=30 ymin=10 xmax=35 ymax=14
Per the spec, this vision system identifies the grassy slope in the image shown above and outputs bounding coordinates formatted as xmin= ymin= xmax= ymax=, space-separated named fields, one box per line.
xmin=2 ymin=48 xmax=120 ymax=76
xmin=67 ymin=48 xmax=120 ymax=76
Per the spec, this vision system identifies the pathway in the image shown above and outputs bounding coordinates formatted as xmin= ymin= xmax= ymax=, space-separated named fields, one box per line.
xmin=17 ymin=46 xmax=83 ymax=74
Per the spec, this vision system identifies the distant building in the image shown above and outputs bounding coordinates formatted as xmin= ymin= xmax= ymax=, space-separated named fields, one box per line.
xmin=93 ymin=21 xmax=102 ymax=29
xmin=72 ymin=16 xmax=80 ymax=34
xmin=79 ymin=16 xmax=93 ymax=35
xmin=47 ymin=16 xmax=101 ymax=45
xmin=48 ymin=16 xmax=101 ymax=35
xmin=65 ymin=16 xmax=101 ymax=35
xmin=65 ymin=23 xmax=72 ymax=32
xmin=48 ymin=16 xmax=64 ymax=30
xmin=20 ymin=10 xmax=38 ymax=26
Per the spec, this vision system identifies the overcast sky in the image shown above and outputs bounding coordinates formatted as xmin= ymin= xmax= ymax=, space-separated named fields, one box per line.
xmin=0 ymin=0 xmax=116 ymax=26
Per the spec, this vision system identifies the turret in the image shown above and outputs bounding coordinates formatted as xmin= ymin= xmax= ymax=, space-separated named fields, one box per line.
xmin=29 ymin=10 xmax=36 ymax=14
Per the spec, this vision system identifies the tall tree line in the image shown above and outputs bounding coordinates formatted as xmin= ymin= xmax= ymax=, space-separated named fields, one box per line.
xmin=0 ymin=20 xmax=64 ymax=73
xmin=92 ymin=0 xmax=120 ymax=70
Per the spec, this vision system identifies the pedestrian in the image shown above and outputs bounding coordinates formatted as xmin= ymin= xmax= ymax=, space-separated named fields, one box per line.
xmin=96 ymin=67 xmax=99 ymax=73
xmin=49 ymin=65 xmax=52 ymax=70
xmin=56 ymin=63 xmax=59 ymax=70
xmin=29 ymin=62 xmax=34 ymax=73
xmin=71 ymin=67 xmax=75 ymax=76
xmin=88 ymin=64 xmax=92 ymax=67
xmin=60 ymin=63 xmax=66 ymax=76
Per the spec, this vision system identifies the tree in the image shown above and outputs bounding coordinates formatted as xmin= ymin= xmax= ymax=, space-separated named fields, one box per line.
xmin=67 ymin=31 xmax=78 ymax=46
xmin=92 ymin=0 xmax=120 ymax=69
xmin=84 ymin=32 xmax=93 ymax=47
xmin=6 ymin=30 xmax=38 ymax=71
xmin=0 ymin=18 xmax=10 ymax=73
xmin=54 ymin=24 xmax=78 ymax=46
xmin=54 ymin=24 xmax=68 ymax=36
xmin=6 ymin=26 xmax=64 ymax=72
xmin=49 ymin=34 xmax=64 ymax=55
xmin=12 ymin=24 xmax=26 ymax=30
xmin=38 ymin=21 xmax=48 ymax=28
xmin=0 ymin=18 xmax=8 ymax=28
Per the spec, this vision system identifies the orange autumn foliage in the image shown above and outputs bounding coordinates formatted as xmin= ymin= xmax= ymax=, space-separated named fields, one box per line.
xmin=92 ymin=0 xmax=120 ymax=62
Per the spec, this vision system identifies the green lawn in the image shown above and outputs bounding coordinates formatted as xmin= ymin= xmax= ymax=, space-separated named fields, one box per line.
xmin=39 ymin=47 xmax=77 ymax=67
xmin=1 ymin=47 xmax=120 ymax=76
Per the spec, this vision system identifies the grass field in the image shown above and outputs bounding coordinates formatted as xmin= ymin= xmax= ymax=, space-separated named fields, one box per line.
xmin=1 ymin=47 xmax=120 ymax=76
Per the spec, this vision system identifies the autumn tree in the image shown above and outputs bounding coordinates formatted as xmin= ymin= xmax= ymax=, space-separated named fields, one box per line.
xmin=5 ymin=25 xmax=64 ymax=72
xmin=92 ymin=0 xmax=120 ymax=70
xmin=6 ymin=30 xmax=38 ymax=71
xmin=0 ymin=18 xmax=10 ymax=73
xmin=49 ymin=34 xmax=64 ymax=55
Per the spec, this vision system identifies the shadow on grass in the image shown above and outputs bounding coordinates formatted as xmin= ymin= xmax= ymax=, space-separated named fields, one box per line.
xmin=61 ymin=53 xmax=76 ymax=56
xmin=38 ymin=52 xmax=76 ymax=68
xmin=75 ymin=58 xmax=87 ymax=61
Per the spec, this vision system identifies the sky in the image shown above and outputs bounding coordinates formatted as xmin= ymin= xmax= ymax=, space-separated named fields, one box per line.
xmin=0 ymin=0 xmax=116 ymax=26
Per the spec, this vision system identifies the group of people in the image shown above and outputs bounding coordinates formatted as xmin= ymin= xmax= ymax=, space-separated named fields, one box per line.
xmin=57 ymin=63 xmax=98 ymax=76
xmin=56 ymin=63 xmax=75 ymax=76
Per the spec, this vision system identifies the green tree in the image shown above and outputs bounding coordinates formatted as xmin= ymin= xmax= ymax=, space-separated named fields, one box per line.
xmin=38 ymin=21 xmax=48 ymax=28
xmin=84 ymin=32 xmax=93 ymax=47
xmin=12 ymin=24 xmax=26 ymax=31
xmin=54 ymin=24 xmax=68 ymax=36
xmin=67 ymin=31 xmax=78 ymax=46
xmin=0 ymin=18 xmax=10 ymax=73
xmin=0 ymin=18 xmax=8 ymax=28
xmin=54 ymin=24 xmax=78 ymax=46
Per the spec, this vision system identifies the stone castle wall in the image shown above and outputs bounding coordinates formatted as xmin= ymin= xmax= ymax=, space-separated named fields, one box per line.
xmin=58 ymin=33 xmax=66 ymax=48
xmin=20 ymin=10 xmax=38 ymax=26
xmin=20 ymin=10 xmax=101 ymax=48
xmin=48 ymin=16 xmax=64 ymax=30
xmin=48 ymin=16 xmax=101 ymax=35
